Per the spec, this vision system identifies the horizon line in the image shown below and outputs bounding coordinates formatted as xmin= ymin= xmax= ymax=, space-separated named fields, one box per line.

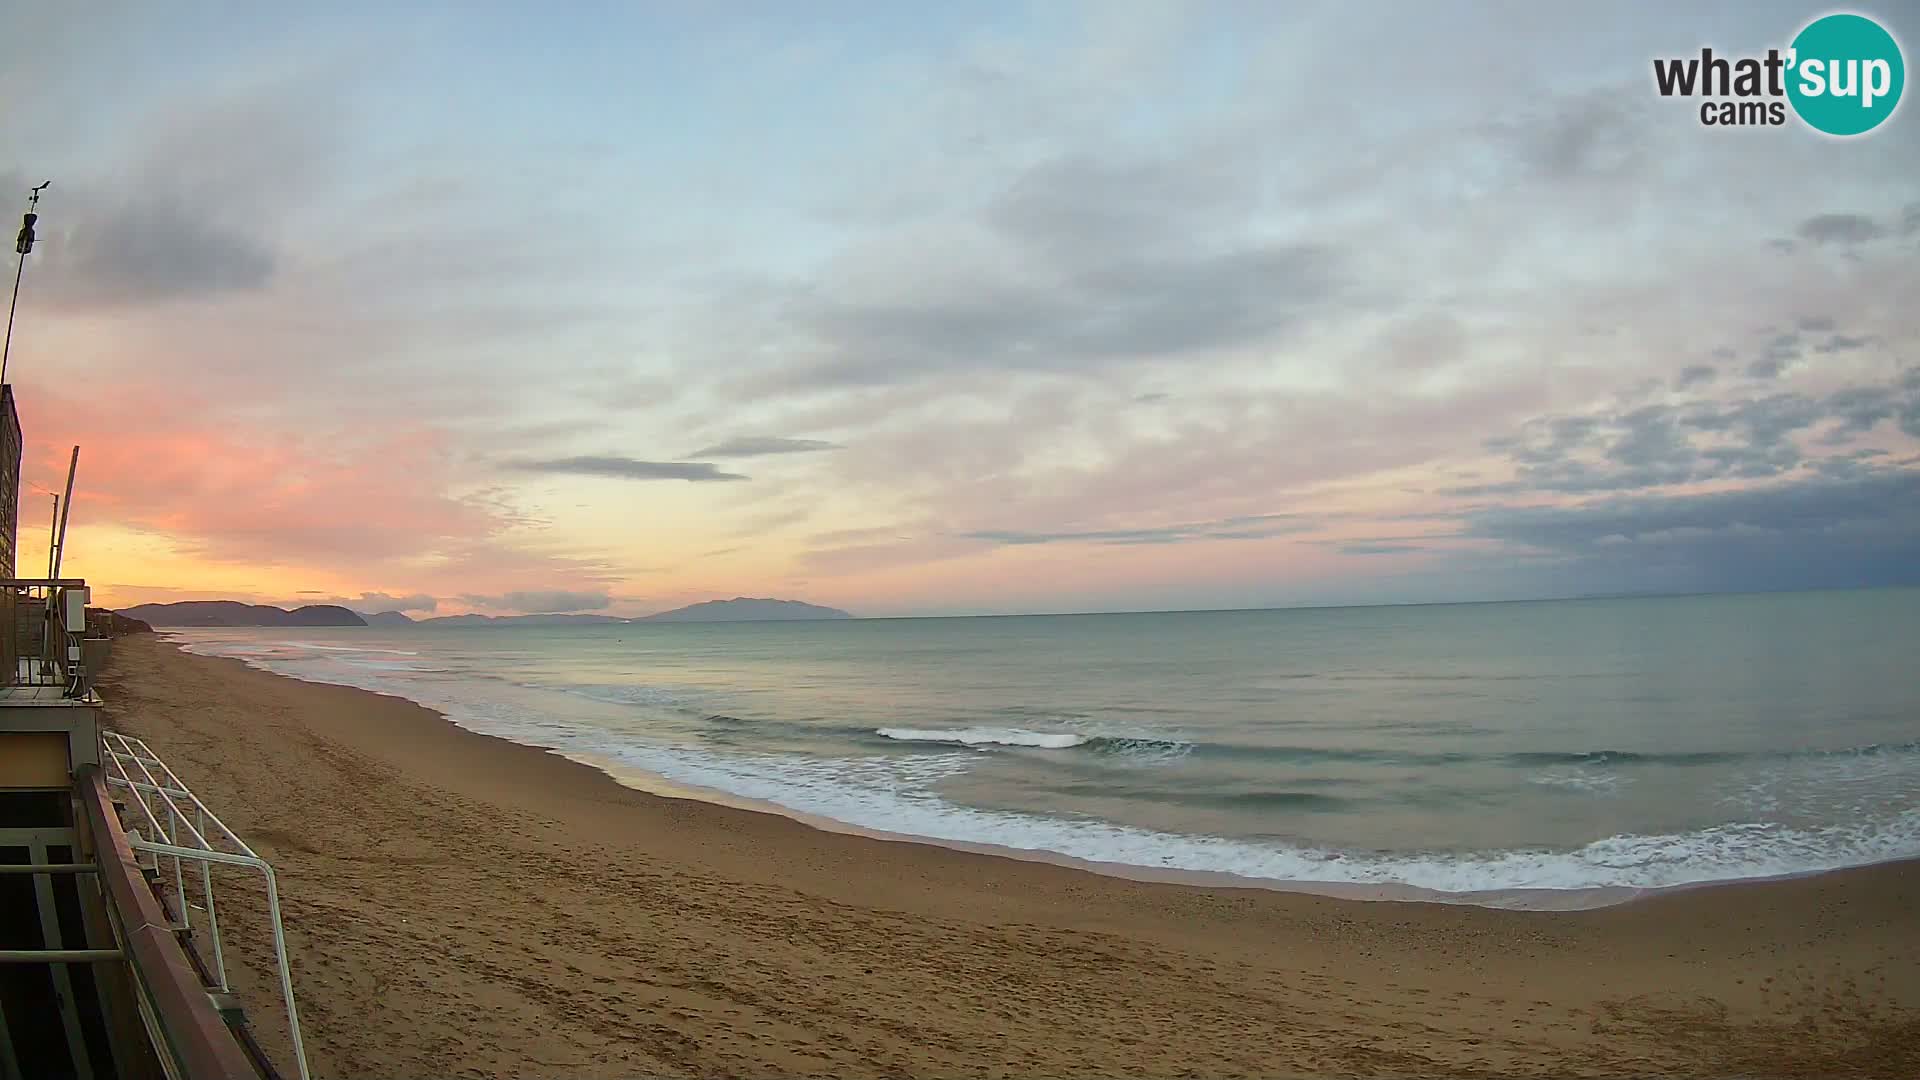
xmin=118 ymin=582 xmax=1914 ymax=624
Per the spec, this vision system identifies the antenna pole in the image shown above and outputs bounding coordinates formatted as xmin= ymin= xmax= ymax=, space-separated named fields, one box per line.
xmin=1 ymin=251 xmax=25 ymax=387
xmin=46 ymin=495 xmax=57 ymax=577
xmin=52 ymin=445 xmax=77 ymax=578
xmin=2 ymin=181 xmax=50 ymax=389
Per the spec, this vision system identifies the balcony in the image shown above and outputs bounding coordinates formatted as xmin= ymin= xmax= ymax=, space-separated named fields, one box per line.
xmin=0 ymin=578 xmax=97 ymax=705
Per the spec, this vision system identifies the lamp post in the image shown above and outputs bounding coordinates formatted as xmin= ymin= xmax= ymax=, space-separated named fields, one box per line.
xmin=2 ymin=181 xmax=51 ymax=389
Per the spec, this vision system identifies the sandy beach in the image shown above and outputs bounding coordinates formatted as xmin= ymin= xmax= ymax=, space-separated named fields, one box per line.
xmin=95 ymin=635 xmax=1919 ymax=1079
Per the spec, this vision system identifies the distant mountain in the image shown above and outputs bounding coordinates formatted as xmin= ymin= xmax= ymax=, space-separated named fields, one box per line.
xmin=120 ymin=597 xmax=849 ymax=629
xmin=641 ymin=597 xmax=852 ymax=623
xmin=117 ymin=601 xmax=367 ymax=627
xmin=282 ymin=605 xmax=365 ymax=626
xmin=412 ymin=613 xmax=630 ymax=627
xmin=413 ymin=613 xmax=492 ymax=627
xmin=86 ymin=608 xmax=153 ymax=637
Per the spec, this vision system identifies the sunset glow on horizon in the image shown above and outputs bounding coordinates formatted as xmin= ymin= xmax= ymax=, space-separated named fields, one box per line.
xmin=4 ymin=1 xmax=1916 ymax=618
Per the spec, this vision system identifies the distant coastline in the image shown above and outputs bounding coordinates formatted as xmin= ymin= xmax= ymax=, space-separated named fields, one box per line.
xmin=117 ymin=596 xmax=854 ymax=627
xmin=117 ymin=584 xmax=1915 ymax=628
xmin=116 ymin=601 xmax=367 ymax=627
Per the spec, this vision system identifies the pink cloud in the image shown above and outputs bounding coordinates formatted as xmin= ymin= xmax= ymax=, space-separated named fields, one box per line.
xmin=16 ymin=374 xmax=614 ymax=602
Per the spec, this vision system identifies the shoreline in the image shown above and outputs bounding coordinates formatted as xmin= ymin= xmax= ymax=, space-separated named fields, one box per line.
xmin=168 ymin=631 xmax=1880 ymax=913
xmin=578 ymin=750 xmax=1657 ymax=911
xmin=101 ymin=634 xmax=1920 ymax=1079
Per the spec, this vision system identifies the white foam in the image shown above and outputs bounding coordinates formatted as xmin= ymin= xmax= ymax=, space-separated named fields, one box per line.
xmin=568 ymin=737 xmax=1920 ymax=893
xmin=281 ymin=641 xmax=420 ymax=656
xmin=1530 ymin=770 xmax=1627 ymax=794
xmin=877 ymin=727 xmax=1089 ymax=749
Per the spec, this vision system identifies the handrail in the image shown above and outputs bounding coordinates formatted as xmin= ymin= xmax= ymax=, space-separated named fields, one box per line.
xmin=76 ymin=767 xmax=260 ymax=1080
xmin=99 ymin=731 xmax=310 ymax=1080
xmin=0 ymin=948 xmax=122 ymax=963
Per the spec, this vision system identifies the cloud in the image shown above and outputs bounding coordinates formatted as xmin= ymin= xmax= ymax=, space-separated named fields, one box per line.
xmin=1457 ymin=372 xmax=1920 ymax=496
xmin=1895 ymin=368 xmax=1920 ymax=438
xmin=987 ymin=149 xmax=1255 ymax=258
xmin=966 ymin=513 xmax=1313 ymax=547
xmin=1460 ymin=469 xmax=1920 ymax=593
xmin=31 ymin=378 xmax=512 ymax=564
xmin=1339 ymin=543 xmax=1421 ymax=555
xmin=505 ymin=456 xmax=748 ymax=482
xmin=1795 ymin=213 xmax=1886 ymax=246
xmin=1826 ymin=386 xmax=1899 ymax=436
xmin=735 ymin=140 xmax=1354 ymax=394
xmin=1673 ymin=364 xmax=1717 ymax=389
xmin=1744 ymin=332 xmax=1800 ymax=379
xmin=1812 ymin=334 xmax=1873 ymax=354
xmin=4 ymin=60 xmax=357 ymax=310
xmin=292 ymin=591 xmax=439 ymax=614
xmin=688 ymin=436 xmax=842 ymax=458
xmin=348 ymin=592 xmax=437 ymax=614
xmin=1811 ymin=449 xmax=1890 ymax=478
xmin=461 ymin=589 xmax=613 ymax=614
xmin=38 ymin=194 xmax=276 ymax=307
xmin=777 ymin=241 xmax=1343 ymax=390
xmin=1521 ymin=92 xmax=1646 ymax=182
xmin=1 ymin=169 xmax=275 ymax=309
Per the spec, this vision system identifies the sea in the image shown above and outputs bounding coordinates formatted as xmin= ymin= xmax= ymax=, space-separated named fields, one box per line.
xmin=170 ymin=589 xmax=1920 ymax=906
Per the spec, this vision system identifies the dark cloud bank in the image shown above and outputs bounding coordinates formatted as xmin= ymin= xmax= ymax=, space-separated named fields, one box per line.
xmin=506 ymin=456 xmax=748 ymax=482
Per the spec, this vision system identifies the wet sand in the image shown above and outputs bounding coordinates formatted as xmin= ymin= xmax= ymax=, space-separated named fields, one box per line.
xmin=97 ymin=635 xmax=1920 ymax=1079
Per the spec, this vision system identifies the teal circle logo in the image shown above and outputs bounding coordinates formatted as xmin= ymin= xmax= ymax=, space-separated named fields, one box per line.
xmin=1786 ymin=13 xmax=1905 ymax=136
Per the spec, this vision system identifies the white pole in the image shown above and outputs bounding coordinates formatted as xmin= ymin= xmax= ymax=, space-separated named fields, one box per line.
xmin=52 ymin=445 xmax=77 ymax=578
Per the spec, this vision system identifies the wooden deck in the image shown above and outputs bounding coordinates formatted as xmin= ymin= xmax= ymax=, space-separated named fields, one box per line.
xmin=0 ymin=683 xmax=99 ymax=705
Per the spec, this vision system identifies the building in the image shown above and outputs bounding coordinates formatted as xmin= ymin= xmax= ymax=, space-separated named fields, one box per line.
xmin=0 ymin=385 xmax=17 ymax=577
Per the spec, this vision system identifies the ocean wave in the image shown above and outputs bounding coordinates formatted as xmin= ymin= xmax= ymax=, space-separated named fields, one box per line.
xmin=1035 ymin=739 xmax=1920 ymax=771
xmin=171 ymin=631 xmax=1920 ymax=896
xmin=878 ymin=727 xmax=1090 ymax=749
xmin=1507 ymin=742 xmax=1920 ymax=769
xmin=1189 ymin=790 xmax=1353 ymax=811
xmin=282 ymin=641 xmax=421 ymax=656
xmin=563 ymin=735 xmax=1920 ymax=893
xmin=874 ymin=727 xmax=1195 ymax=758
xmin=1506 ymin=749 xmax=1737 ymax=767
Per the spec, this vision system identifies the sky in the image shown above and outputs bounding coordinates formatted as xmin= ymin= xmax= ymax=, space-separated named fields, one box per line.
xmin=1 ymin=0 xmax=1916 ymax=618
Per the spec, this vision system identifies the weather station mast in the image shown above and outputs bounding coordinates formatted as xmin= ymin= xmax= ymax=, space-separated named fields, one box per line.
xmin=0 ymin=181 xmax=48 ymax=578
xmin=2 ymin=180 xmax=50 ymax=387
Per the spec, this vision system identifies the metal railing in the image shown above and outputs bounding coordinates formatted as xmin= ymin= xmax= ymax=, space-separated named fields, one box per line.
xmin=100 ymin=730 xmax=310 ymax=1080
xmin=1 ymin=577 xmax=90 ymax=695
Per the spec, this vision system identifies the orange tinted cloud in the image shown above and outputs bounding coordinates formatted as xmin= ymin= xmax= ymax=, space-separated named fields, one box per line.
xmin=17 ymin=373 xmax=618 ymax=609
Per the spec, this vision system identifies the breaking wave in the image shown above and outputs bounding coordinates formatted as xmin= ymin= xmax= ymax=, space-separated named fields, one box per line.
xmin=875 ymin=727 xmax=1193 ymax=756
